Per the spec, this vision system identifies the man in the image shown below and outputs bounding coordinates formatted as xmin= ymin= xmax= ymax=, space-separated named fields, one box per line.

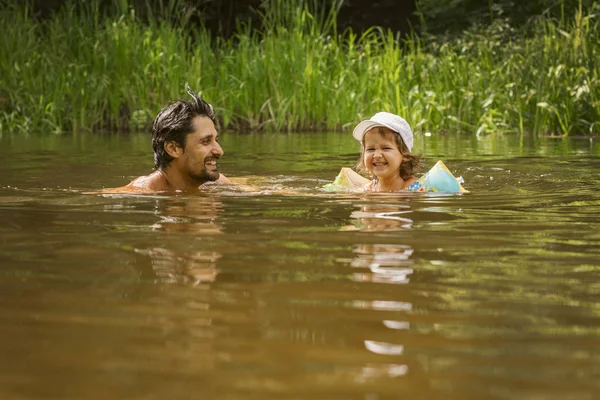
xmin=112 ymin=88 xmax=231 ymax=193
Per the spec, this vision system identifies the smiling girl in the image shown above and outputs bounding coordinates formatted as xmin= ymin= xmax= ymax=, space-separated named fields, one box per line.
xmin=353 ymin=112 xmax=420 ymax=192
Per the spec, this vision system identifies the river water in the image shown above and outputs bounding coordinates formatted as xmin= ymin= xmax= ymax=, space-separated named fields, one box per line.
xmin=1 ymin=132 xmax=599 ymax=399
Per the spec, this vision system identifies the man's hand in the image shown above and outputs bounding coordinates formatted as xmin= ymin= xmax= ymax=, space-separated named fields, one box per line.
xmin=217 ymin=174 xmax=233 ymax=184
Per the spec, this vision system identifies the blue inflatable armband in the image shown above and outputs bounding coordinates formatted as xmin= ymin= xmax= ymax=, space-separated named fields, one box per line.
xmin=407 ymin=160 xmax=468 ymax=193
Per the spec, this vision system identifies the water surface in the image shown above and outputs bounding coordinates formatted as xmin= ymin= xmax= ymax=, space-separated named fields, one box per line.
xmin=1 ymin=132 xmax=599 ymax=399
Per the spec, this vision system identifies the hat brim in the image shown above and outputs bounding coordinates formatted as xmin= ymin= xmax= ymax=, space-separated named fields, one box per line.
xmin=352 ymin=120 xmax=388 ymax=142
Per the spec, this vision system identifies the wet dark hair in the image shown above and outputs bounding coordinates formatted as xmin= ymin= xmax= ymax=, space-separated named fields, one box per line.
xmin=152 ymin=86 xmax=216 ymax=170
xmin=355 ymin=126 xmax=420 ymax=180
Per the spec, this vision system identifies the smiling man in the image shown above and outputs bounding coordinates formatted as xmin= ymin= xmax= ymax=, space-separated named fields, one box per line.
xmin=113 ymin=88 xmax=231 ymax=193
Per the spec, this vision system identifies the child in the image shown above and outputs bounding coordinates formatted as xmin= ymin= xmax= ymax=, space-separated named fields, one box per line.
xmin=353 ymin=112 xmax=420 ymax=192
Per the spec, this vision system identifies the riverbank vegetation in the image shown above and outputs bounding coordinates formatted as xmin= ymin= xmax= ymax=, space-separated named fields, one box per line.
xmin=0 ymin=0 xmax=598 ymax=135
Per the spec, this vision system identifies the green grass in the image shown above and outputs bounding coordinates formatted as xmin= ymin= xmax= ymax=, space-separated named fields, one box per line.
xmin=0 ymin=0 xmax=598 ymax=135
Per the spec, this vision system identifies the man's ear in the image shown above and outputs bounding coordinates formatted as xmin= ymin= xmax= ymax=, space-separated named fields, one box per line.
xmin=164 ymin=141 xmax=183 ymax=159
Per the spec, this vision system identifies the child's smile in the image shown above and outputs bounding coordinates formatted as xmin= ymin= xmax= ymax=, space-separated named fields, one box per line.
xmin=363 ymin=129 xmax=403 ymax=181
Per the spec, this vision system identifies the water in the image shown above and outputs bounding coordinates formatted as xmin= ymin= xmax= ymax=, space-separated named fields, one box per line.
xmin=1 ymin=132 xmax=599 ymax=399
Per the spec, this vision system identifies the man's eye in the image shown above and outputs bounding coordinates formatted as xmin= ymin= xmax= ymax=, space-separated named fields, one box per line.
xmin=202 ymin=139 xmax=211 ymax=145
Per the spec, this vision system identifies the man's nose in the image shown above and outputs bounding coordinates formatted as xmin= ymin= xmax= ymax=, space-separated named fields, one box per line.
xmin=212 ymin=141 xmax=224 ymax=156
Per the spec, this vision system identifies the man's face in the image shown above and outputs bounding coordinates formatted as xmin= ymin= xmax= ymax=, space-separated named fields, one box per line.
xmin=180 ymin=115 xmax=224 ymax=184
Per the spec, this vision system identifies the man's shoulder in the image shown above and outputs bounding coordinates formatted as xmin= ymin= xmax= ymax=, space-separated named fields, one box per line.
xmin=97 ymin=173 xmax=166 ymax=194
xmin=91 ymin=172 xmax=234 ymax=195
xmin=129 ymin=174 xmax=160 ymax=189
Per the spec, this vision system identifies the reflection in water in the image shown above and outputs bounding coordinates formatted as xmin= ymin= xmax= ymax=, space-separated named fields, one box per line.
xmin=346 ymin=202 xmax=416 ymax=383
xmin=382 ymin=320 xmax=410 ymax=330
xmin=353 ymin=300 xmax=412 ymax=311
xmin=360 ymin=363 xmax=409 ymax=379
xmin=351 ymin=244 xmax=414 ymax=284
xmin=349 ymin=203 xmax=415 ymax=285
xmin=136 ymin=247 xmax=221 ymax=285
xmin=136 ymin=195 xmax=223 ymax=285
xmin=348 ymin=202 xmax=413 ymax=231
xmin=128 ymin=196 xmax=223 ymax=397
xmin=364 ymin=340 xmax=405 ymax=355
xmin=151 ymin=195 xmax=223 ymax=234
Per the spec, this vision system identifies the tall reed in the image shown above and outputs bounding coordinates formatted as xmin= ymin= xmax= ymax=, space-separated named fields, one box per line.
xmin=0 ymin=0 xmax=598 ymax=135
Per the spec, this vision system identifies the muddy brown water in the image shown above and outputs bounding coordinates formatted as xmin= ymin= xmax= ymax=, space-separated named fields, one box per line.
xmin=1 ymin=132 xmax=599 ymax=399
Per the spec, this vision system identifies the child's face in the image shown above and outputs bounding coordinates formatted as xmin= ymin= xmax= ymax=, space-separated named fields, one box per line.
xmin=363 ymin=129 xmax=403 ymax=181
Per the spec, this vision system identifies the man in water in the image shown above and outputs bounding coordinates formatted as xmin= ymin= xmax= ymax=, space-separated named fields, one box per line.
xmin=111 ymin=88 xmax=231 ymax=193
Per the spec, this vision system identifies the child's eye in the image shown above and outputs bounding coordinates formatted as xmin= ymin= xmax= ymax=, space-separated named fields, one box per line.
xmin=366 ymin=148 xmax=375 ymax=152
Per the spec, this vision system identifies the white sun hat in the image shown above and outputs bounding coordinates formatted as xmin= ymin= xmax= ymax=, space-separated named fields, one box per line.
xmin=352 ymin=112 xmax=414 ymax=152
